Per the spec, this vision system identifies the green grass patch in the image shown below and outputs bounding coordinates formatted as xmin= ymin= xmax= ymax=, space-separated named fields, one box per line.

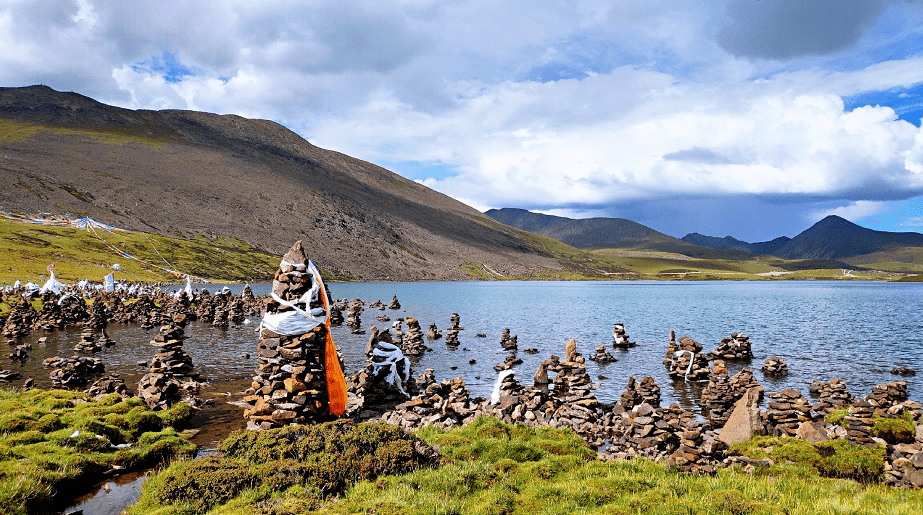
xmin=0 ymin=119 xmax=171 ymax=148
xmin=0 ymin=217 xmax=278 ymax=284
xmin=732 ymin=435 xmax=885 ymax=483
xmin=0 ymin=389 xmax=195 ymax=515
xmin=872 ymin=414 xmax=916 ymax=444
xmin=128 ymin=419 xmax=437 ymax=515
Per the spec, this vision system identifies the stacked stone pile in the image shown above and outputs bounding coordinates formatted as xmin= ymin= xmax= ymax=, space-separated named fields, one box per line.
xmin=494 ymin=351 xmax=523 ymax=371
xmin=427 ymin=323 xmax=443 ymax=340
xmin=620 ymin=376 xmax=642 ymax=409
xmin=8 ymin=343 xmax=29 ymax=362
xmin=589 ymin=345 xmax=617 ymax=363
xmin=242 ymin=242 xmax=340 ymax=429
xmin=445 ymin=328 xmax=460 ymax=347
xmin=866 ymin=381 xmax=909 ymax=414
xmin=348 ymin=328 xmax=411 ymax=421
xmin=389 ymin=295 xmax=401 ymax=309
xmin=884 ymin=443 xmax=923 ymax=488
xmin=74 ymin=327 xmax=103 ymax=352
xmin=637 ymin=376 xmax=662 ymax=407
xmin=138 ymin=314 xmax=201 ymax=410
xmin=85 ymin=374 xmax=133 ymax=400
xmin=391 ymin=320 xmax=405 ymax=347
xmin=666 ymin=335 xmax=710 ymax=381
xmin=707 ymin=333 xmax=753 ymax=361
xmin=43 ymin=355 xmax=105 ymax=388
xmin=328 ymin=304 xmax=345 ymax=325
xmin=450 ymin=313 xmax=462 ymax=330
xmin=500 ymin=328 xmax=518 ymax=350
xmin=2 ymin=300 xmax=37 ymax=339
xmin=0 ymin=369 xmax=21 ymax=382
xmin=612 ymin=323 xmax=636 ymax=349
xmin=761 ymin=356 xmax=788 ymax=375
xmin=810 ymin=378 xmax=853 ymax=417
xmin=381 ymin=374 xmax=478 ymax=430
xmin=845 ymin=398 xmax=876 ymax=447
xmin=375 ymin=314 xmax=390 ymax=322
xmin=701 ymin=366 xmax=760 ymax=427
xmin=765 ymin=389 xmax=813 ymax=436
xmin=32 ymin=292 xmax=63 ymax=332
xmin=369 ymin=299 xmax=386 ymax=310
xmin=669 ymin=416 xmax=723 ymax=474
xmin=401 ymin=316 xmax=427 ymax=357
xmin=346 ymin=298 xmax=364 ymax=331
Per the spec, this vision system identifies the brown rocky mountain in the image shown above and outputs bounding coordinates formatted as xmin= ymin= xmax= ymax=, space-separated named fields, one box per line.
xmin=0 ymin=85 xmax=559 ymax=280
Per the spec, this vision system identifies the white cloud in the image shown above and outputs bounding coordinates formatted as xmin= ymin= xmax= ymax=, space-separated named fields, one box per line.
xmin=809 ymin=200 xmax=897 ymax=223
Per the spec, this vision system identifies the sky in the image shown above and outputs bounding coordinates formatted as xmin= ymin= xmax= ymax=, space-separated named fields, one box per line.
xmin=3 ymin=1 xmax=923 ymax=241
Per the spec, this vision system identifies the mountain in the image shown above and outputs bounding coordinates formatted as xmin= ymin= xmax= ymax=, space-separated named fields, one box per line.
xmin=681 ymin=233 xmax=791 ymax=255
xmin=683 ymin=216 xmax=923 ymax=260
xmin=0 ymin=85 xmax=561 ymax=281
xmin=773 ymin=215 xmax=923 ymax=260
xmin=484 ymin=208 xmax=753 ymax=259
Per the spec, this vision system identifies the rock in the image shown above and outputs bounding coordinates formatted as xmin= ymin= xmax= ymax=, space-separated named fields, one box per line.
xmin=795 ymin=421 xmax=829 ymax=443
xmin=718 ymin=387 xmax=764 ymax=447
xmin=761 ymin=356 xmax=788 ymax=376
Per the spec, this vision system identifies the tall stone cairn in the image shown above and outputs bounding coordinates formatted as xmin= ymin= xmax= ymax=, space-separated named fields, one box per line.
xmin=346 ymin=298 xmax=364 ymax=333
xmin=450 ymin=312 xmax=462 ymax=330
xmin=427 ymin=322 xmax=443 ymax=340
xmin=845 ymin=398 xmax=876 ymax=447
xmin=620 ymin=376 xmax=642 ymax=409
xmin=243 ymin=241 xmax=337 ymax=430
xmin=328 ymin=304 xmax=345 ymax=326
xmin=765 ymin=388 xmax=813 ymax=437
xmin=137 ymin=313 xmax=200 ymax=410
xmin=500 ymin=328 xmax=518 ymax=350
xmin=403 ymin=316 xmax=427 ymax=356
xmin=2 ymin=300 xmax=37 ymax=339
xmin=637 ymin=376 xmax=662 ymax=407
xmin=389 ymin=294 xmax=401 ymax=309
xmin=810 ymin=378 xmax=853 ymax=417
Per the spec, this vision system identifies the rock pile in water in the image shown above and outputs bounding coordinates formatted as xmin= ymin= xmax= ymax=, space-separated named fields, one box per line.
xmin=381 ymin=373 xmax=478 ymax=430
xmin=74 ymin=327 xmax=103 ymax=352
xmin=43 ymin=355 xmax=105 ymax=388
xmin=445 ymin=327 xmax=460 ymax=347
xmin=402 ymin=316 xmax=427 ymax=357
xmin=450 ymin=313 xmax=462 ymax=330
xmin=845 ymin=398 xmax=876 ymax=447
xmin=85 ymin=374 xmax=133 ymax=400
xmin=500 ymin=328 xmax=518 ymax=350
xmin=665 ymin=334 xmax=710 ymax=381
xmin=612 ymin=323 xmax=635 ymax=348
xmin=810 ymin=378 xmax=853 ymax=417
xmin=391 ymin=320 xmax=405 ymax=347
xmin=369 ymin=299 xmax=386 ymax=310
xmin=2 ymin=300 xmax=36 ymax=339
xmin=761 ymin=356 xmax=788 ymax=375
xmin=328 ymin=304 xmax=344 ymax=325
xmin=589 ymin=344 xmax=617 ymax=363
xmin=389 ymin=295 xmax=401 ymax=309
xmin=346 ymin=298 xmax=364 ymax=331
xmin=707 ymin=333 xmax=753 ymax=361
xmin=765 ymin=388 xmax=813 ymax=437
xmin=701 ymin=365 xmax=759 ymax=427
xmin=0 ymin=369 xmax=21 ymax=382
xmin=138 ymin=314 xmax=201 ymax=410
xmin=891 ymin=366 xmax=917 ymax=377
xmin=619 ymin=376 xmax=661 ymax=409
xmin=427 ymin=323 xmax=443 ymax=340
xmin=243 ymin=241 xmax=341 ymax=429
xmin=620 ymin=376 xmax=642 ymax=409
xmin=8 ymin=343 xmax=29 ymax=362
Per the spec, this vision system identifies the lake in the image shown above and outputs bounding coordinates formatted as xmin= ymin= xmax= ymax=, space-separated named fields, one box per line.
xmin=16 ymin=280 xmax=923 ymax=422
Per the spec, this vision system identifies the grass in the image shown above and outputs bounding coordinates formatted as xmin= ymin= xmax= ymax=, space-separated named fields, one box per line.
xmin=0 ymin=389 xmax=196 ymax=515
xmin=0 ymin=217 xmax=279 ymax=284
xmin=0 ymin=119 xmax=171 ymax=148
xmin=128 ymin=417 xmax=923 ymax=515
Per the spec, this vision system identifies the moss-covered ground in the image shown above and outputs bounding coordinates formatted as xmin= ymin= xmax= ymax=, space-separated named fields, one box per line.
xmin=128 ymin=417 xmax=923 ymax=515
xmin=0 ymin=217 xmax=278 ymax=285
xmin=0 ymin=389 xmax=196 ymax=515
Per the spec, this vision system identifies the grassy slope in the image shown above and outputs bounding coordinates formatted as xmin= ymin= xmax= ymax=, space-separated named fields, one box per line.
xmin=0 ymin=217 xmax=279 ymax=284
xmin=128 ymin=417 xmax=923 ymax=515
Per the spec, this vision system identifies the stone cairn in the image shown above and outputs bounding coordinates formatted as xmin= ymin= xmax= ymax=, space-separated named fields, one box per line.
xmin=450 ymin=313 xmax=462 ymax=330
xmin=328 ymin=303 xmax=345 ymax=326
xmin=637 ymin=376 xmax=662 ymax=407
xmin=620 ymin=376 xmax=642 ymax=409
xmin=701 ymin=364 xmax=760 ymax=428
xmin=589 ymin=345 xmax=616 ymax=363
xmin=74 ymin=327 xmax=104 ymax=352
xmin=43 ymin=355 xmax=105 ymax=389
xmin=8 ymin=341 xmax=29 ymax=362
xmin=349 ymin=327 xmax=411 ymax=421
xmin=445 ymin=327 xmax=460 ymax=347
xmin=866 ymin=381 xmax=909 ymax=415
xmin=0 ymin=369 xmax=21 ymax=382
xmin=85 ymin=374 xmax=133 ymax=400
xmin=845 ymin=398 xmax=876 ymax=447
xmin=391 ymin=320 xmax=405 ymax=347
xmin=500 ymin=328 xmax=518 ymax=350
xmin=346 ymin=298 xmax=364 ymax=332
xmin=2 ymin=300 xmax=36 ymax=340
xmin=761 ymin=356 xmax=788 ymax=376
xmin=665 ymin=332 xmax=710 ymax=381
xmin=381 ymin=371 xmax=478 ymax=430
xmin=810 ymin=378 xmax=853 ymax=417
xmin=891 ymin=366 xmax=916 ymax=377
xmin=243 ymin=241 xmax=342 ymax=429
xmin=376 ymin=313 xmax=391 ymax=322
xmin=138 ymin=314 xmax=201 ymax=410
xmin=612 ymin=323 xmax=636 ymax=349
xmin=389 ymin=295 xmax=401 ymax=309
xmin=427 ymin=323 xmax=443 ymax=340
xmin=706 ymin=333 xmax=753 ymax=361
xmin=494 ymin=351 xmax=523 ymax=371
xmin=369 ymin=299 xmax=386 ymax=310
xmin=402 ymin=316 xmax=427 ymax=357
xmin=765 ymin=388 xmax=813 ymax=437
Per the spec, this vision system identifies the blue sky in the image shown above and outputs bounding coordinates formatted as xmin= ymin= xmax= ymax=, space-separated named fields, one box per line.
xmin=3 ymin=0 xmax=923 ymax=241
